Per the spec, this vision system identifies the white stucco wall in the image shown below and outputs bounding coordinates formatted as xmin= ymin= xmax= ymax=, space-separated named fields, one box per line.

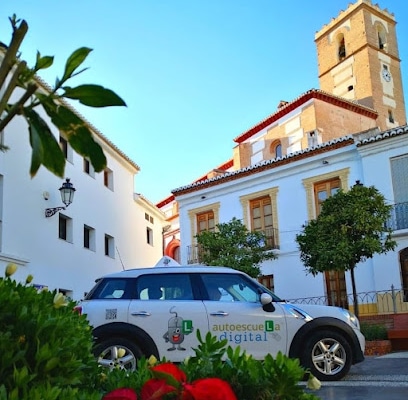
xmin=0 ymin=86 xmax=165 ymax=300
xmin=175 ymin=131 xmax=408 ymax=301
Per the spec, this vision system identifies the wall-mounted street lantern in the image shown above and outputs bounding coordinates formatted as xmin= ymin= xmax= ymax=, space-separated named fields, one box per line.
xmin=45 ymin=178 xmax=76 ymax=218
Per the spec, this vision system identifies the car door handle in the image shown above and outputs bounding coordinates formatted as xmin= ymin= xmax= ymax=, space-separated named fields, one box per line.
xmin=131 ymin=311 xmax=151 ymax=316
xmin=210 ymin=311 xmax=229 ymax=316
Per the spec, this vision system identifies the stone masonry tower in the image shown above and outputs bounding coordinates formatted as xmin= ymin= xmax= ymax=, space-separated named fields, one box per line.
xmin=315 ymin=0 xmax=406 ymax=131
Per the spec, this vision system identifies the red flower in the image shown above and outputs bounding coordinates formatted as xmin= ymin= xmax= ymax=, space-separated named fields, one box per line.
xmin=141 ymin=379 xmax=177 ymax=400
xmin=151 ymin=362 xmax=187 ymax=383
xmin=103 ymin=388 xmax=138 ymax=400
xmin=183 ymin=378 xmax=237 ymax=400
xmin=103 ymin=363 xmax=237 ymax=400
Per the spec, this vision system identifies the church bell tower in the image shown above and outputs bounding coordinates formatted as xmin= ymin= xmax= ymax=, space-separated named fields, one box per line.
xmin=315 ymin=0 xmax=406 ymax=131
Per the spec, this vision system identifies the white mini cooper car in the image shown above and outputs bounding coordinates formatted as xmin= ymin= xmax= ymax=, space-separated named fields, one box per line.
xmin=76 ymin=258 xmax=365 ymax=381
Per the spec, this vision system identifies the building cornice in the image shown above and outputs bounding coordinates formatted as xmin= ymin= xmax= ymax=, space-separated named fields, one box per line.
xmin=233 ymin=89 xmax=378 ymax=144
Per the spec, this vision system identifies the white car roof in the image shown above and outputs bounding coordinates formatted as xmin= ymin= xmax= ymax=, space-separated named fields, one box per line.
xmin=98 ymin=265 xmax=240 ymax=280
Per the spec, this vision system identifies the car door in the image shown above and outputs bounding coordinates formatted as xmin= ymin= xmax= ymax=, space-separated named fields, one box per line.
xmin=201 ymin=272 xmax=288 ymax=360
xmin=128 ymin=272 xmax=209 ymax=362
xmin=80 ymin=277 xmax=133 ymax=329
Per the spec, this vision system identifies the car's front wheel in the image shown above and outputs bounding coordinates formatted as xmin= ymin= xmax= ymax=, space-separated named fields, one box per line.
xmin=301 ymin=329 xmax=352 ymax=381
xmin=93 ymin=337 xmax=143 ymax=371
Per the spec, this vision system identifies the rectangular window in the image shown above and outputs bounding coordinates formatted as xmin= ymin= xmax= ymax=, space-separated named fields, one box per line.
xmin=147 ymin=227 xmax=153 ymax=245
xmin=104 ymin=234 xmax=115 ymax=257
xmin=60 ymin=136 xmax=68 ymax=159
xmin=249 ymin=196 xmax=276 ymax=247
xmin=258 ymin=274 xmax=275 ymax=292
xmin=313 ymin=177 xmax=347 ymax=308
xmin=145 ymin=213 xmax=149 ymax=221
xmin=307 ymin=130 xmax=319 ymax=148
xmin=84 ymin=159 xmax=90 ymax=174
xmin=60 ymin=135 xmax=73 ymax=163
xmin=197 ymin=211 xmax=215 ymax=234
xmin=59 ymin=214 xmax=72 ymax=242
xmin=388 ymin=110 xmax=395 ymax=123
xmin=390 ymin=155 xmax=408 ymax=230
xmin=314 ymin=178 xmax=340 ymax=215
xmin=83 ymin=158 xmax=95 ymax=177
xmin=84 ymin=225 xmax=95 ymax=251
xmin=104 ymin=168 xmax=113 ymax=190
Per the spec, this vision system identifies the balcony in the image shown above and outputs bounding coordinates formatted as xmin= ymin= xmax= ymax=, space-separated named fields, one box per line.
xmin=187 ymin=227 xmax=279 ymax=264
xmin=386 ymin=202 xmax=408 ymax=231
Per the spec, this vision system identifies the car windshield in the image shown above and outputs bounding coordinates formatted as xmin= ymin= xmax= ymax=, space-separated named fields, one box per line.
xmin=201 ymin=273 xmax=283 ymax=302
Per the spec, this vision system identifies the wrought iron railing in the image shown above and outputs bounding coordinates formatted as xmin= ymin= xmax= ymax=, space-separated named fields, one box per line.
xmin=286 ymin=285 xmax=408 ymax=316
xmin=386 ymin=201 xmax=408 ymax=231
xmin=187 ymin=227 xmax=279 ymax=264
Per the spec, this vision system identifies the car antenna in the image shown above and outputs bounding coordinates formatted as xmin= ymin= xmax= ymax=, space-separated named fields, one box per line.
xmin=116 ymin=247 xmax=126 ymax=271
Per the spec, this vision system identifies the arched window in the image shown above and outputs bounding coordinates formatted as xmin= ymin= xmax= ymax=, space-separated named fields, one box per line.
xmin=377 ymin=25 xmax=387 ymax=50
xmin=165 ymin=238 xmax=181 ymax=263
xmin=270 ymin=140 xmax=282 ymax=159
xmin=337 ymin=34 xmax=346 ymax=60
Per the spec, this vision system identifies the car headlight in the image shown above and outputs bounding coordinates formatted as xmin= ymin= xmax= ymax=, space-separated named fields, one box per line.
xmin=341 ymin=309 xmax=360 ymax=329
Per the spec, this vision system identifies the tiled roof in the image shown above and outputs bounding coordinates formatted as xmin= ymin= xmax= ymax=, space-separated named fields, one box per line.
xmin=355 ymin=125 xmax=408 ymax=146
xmin=233 ymin=89 xmax=378 ymax=144
xmin=156 ymin=158 xmax=233 ymax=207
xmin=172 ymin=136 xmax=355 ymax=195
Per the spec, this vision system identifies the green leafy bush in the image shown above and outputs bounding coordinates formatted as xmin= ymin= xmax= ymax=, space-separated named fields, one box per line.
xmin=1 ymin=264 xmax=320 ymax=400
xmin=180 ymin=331 xmax=320 ymax=400
xmin=0 ymin=265 xmax=101 ymax=400
xmin=360 ymin=323 xmax=388 ymax=341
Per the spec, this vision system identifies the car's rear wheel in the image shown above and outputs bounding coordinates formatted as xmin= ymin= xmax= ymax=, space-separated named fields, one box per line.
xmin=93 ymin=337 xmax=143 ymax=371
xmin=301 ymin=329 xmax=352 ymax=381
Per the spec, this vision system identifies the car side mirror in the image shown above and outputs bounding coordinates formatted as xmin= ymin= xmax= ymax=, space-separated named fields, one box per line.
xmin=260 ymin=293 xmax=275 ymax=312
xmin=260 ymin=293 xmax=273 ymax=305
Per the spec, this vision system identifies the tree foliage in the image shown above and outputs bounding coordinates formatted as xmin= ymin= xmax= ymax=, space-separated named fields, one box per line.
xmin=0 ymin=15 xmax=127 ymax=178
xmin=295 ymin=183 xmax=396 ymax=317
xmin=195 ymin=217 xmax=277 ymax=278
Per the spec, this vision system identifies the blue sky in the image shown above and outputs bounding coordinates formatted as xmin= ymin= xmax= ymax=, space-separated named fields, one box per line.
xmin=1 ymin=1 xmax=407 ymax=204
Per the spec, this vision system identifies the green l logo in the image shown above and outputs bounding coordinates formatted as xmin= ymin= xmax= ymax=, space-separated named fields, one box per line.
xmin=265 ymin=320 xmax=274 ymax=332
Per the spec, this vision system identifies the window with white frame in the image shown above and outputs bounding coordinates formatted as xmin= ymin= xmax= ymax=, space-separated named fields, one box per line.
xmin=84 ymin=224 xmax=96 ymax=251
xmin=146 ymin=227 xmax=153 ymax=245
xmin=59 ymin=135 xmax=73 ymax=163
xmin=104 ymin=168 xmax=114 ymax=190
xmin=59 ymin=214 xmax=73 ymax=242
xmin=307 ymin=130 xmax=320 ymax=148
xmin=104 ymin=234 xmax=115 ymax=258
xmin=83 ymin=158 xmax=95 ymax=177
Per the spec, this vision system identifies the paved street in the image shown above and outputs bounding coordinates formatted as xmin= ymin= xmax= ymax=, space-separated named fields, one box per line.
xmin=304 ymin=352 xmax=408 ymax=399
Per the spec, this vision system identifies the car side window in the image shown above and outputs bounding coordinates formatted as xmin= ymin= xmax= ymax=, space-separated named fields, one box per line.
xmin=201 ymin=273 xmax=260 ymax=302
xmin=92 ymin=278 xmax=130 ymax=299
xmin=137 ymin=274 xmax=194 ymax=300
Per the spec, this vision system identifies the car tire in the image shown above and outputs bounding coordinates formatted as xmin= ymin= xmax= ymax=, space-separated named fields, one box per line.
xmin=301 ymin=329 xmax=352 ymax=381
xmin=93 ymin=337 xmax=144 ymax=371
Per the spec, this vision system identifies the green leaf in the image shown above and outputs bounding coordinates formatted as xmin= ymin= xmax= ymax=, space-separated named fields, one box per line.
xmin=40 ymin=99 xmax=107 ymax=172
xmin=63 ymin=84 xmax=127 ymax=107
xmin=35 ymin=51 xmax=54 ymax=71
xmin=69 ymin=125 xmax=107 ymax=172
xmin=23 ymin=108 xmax=65 ymax=177
xmin=61 ymin=47 xmax=92 ymax=84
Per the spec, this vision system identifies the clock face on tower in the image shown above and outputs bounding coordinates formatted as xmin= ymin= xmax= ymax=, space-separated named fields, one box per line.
xmin=382 ymin=68 xmax=392 ymax=82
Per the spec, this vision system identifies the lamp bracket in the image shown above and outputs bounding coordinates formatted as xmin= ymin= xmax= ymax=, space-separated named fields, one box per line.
xmin=45 ymin=206 xmax=66 ymax=218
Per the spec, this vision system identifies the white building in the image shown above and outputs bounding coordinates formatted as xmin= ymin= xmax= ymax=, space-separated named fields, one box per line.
xmin=158 ymin=0 xmax=408 ymax=312
xmin=1 ymin=66 xmax=166 ymax=300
